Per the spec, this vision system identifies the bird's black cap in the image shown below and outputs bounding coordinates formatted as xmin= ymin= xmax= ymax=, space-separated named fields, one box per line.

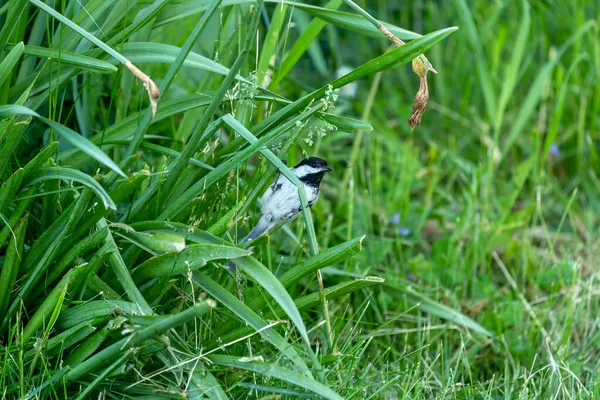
xmin=294 ymin=157 xmax=332 ymax=172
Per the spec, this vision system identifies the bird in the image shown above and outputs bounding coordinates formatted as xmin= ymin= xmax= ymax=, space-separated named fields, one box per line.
xmin=240 ymin=156 xmax=332 ymax=245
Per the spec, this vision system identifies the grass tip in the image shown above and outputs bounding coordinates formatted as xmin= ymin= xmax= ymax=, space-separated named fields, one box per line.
xmin=206 ymin=299 xmax=217 ymax=308
xmin=363 ymin=276 xmax=385 ymax=283
xmin=358 ymin=235 xmax=367 ymax=249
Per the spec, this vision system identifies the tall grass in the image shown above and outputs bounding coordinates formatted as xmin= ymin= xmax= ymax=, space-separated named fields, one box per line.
xmin=1 ymin=0 xmax=599 ymax=398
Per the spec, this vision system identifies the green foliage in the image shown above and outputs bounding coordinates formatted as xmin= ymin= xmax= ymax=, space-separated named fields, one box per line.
xmin=1 ymin=0 xmax=598 ymax=398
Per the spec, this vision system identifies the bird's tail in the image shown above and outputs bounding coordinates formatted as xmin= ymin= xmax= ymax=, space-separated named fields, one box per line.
xmin=226 ymin=217 xmax=270 ymax=272
xmin=240 ymin=216 xmax=270 ymax=244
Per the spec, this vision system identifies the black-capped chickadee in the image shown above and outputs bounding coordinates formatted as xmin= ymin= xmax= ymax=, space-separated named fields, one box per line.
xmin=240 ymin=157 xmax=332 ymax=244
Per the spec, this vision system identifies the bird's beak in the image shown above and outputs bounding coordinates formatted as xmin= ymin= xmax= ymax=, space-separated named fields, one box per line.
xmin=323 ymin=166 xmax=332 ymax=172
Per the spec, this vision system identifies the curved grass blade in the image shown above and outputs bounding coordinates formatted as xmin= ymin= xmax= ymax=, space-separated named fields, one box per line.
xmin=193 ymin=272 xmax=312 ymax=377
xmin=25 ymin=322 xmax=96 ymax=359
xmin=120 ymin=42 xmax=245 ymax=82
xmin=385 ymin=279 xmax=493 ymax=337
xmin=26 ymin=167 xmax=116 ymax=210
xmin=131 ymin=244 xmax=250 ymax=283
xmin=501 ymin=21 xmax=594 ymax=157
xmin=208 ymin=355 xmax=343 ymax=400
xmin=319 ymin=113 xmax=373 ymax=132
xmin=0 ymin=214 xmax=28 ymax=319
xmin=211 ymin=277 xmax=383 ymax=349
xmin=279 ymin=236 xmax=365 ymax=287
xmin=232 ymin=256 xmax=311 ymax=346
xmin=214 ymin=236 xmax=365 ymax=338
xmin=97 ymin=218 xmax=151 ymax=312
xmin=293 ymin=277 xmax=384 ymax=310
xmin=156 ymin=0 xmax=419 ymax=43
xmin=128 ymin=221 xmax=230 ymax=245
xmin=0 ymin=42 xmax=24 ymax=87
xmin=0 ymin=105 xmax=126 ymax=178
xmin=295 ymin=3 xmax=420 ymax=40
xmin=5 ymin=43 xmax=117 ymax=73
xmin=22 ymin=269 xmax=72 ymax=341
xmin=57 ymin=301 xmax=141 ymax=330
xmin=65 ymin=301 xmax=215 ymax=382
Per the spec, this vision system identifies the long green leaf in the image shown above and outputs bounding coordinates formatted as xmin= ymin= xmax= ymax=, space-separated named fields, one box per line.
xmin=26 ymin=167 xmax=116 ymax=210
xmin=132 ymin=244 xmax=250 ymax=283
xmin=0 ymin=42 xmax=24 ymax=87
xmin=65 ymin=301 xmax=215 ymax=382
xmin=193 ymin=272 xmax=312 ymax=377
xmin=119 ymin=42 xmax=245 ymax=82
xmin=232 ymin=256 xmax=310 ymax=345
xmin=0 ymin=105 xmax=126 ymax=178
xmin=5 ymin=43 xmax=117 ymax=73
xmin=124 ymin=0 xmax=223 ymax=159
xmin=0 ymin=214 xmax=28 ymax=318
xmin=385 ymin=279 xmax=493 ymax=337
xmin=208 ymin=355 xmax=343 ymax=400
xmin=502 ymin=21 xmax=594 ymax=157
xmin=156 ymin=0 xmax=419 ymax=42
xmin=493 ymin=0 xmax=530 ymax=134
xmin=274 ymin=0 xmax=342 ymax=87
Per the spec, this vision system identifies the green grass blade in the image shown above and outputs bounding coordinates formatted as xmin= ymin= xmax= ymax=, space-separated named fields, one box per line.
xmin=0 ymin=42 xmax=24 ymax=87
xmin=97 ymin=218 xmax=151 ymax=312
xmin=298 ymin=3 xmax=420 ymax=40
xmin=501 ymin=21 xmax=595 ymax=157
xmin=0 ymin=105 xmax=126 ymax=178
xmin=231 ymin=256 xmax=311 ymax=345
xmin=258 ymin=3 xmax=287 ymax=85
xmin=27 ymin=167 xmax=116 ymax=210
xmin=28 ymin=322 xmax=95 ymax=359
xmin=5 ymin=43 xmax=118 ymax=73
xmin=0 ymin=214 xmax=28 ymax=318
xmin=74 ymin=351 xmax=131 ymax=400
xmin=193 ymin=272 xmax=313 ymax=377
xmin=274 ymin=0 xmax=341 ymax=88
xmin=452 ymin=0 xmax=497 ymax=119
xmin=28 ymin=0 xmax=126 ymax=63
xmin=293 ymin=277 xmax=384 ymax=310
xmin=0 ymin=117 xmax=30 ymax=179
xmin=0 ymin=0 xmax=27 ymax=54
xmin=208 ymin=355 xmax=343 ymax=400
xmin=65 ymin=325 xmax=112 ymax=366
xmin=124 ymin=0 xmax=222 ymax=158
xmin=22 ymin=269 xmax=72 ymax=342
xmin=319 ymin=113 xmax=373 ymax=132
xmin=493 ymin=0 xmax=530 ymax=134
xmin=385 ymin=279 xmax=493 ymax=337
xmin=542 ymin=54 xmax=587 ymax=162
xmin=57 ymin=301 xmax=139 ymax=330
xmin=131 ymin=244 xmax=250 ymax=283
xmin=120 ymin=41 xmax=241 ymax=82
xmin=0 ymin=186 xmax=36 ymax=248
xmin=65 ymin=301 xmax=215 ymax=382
